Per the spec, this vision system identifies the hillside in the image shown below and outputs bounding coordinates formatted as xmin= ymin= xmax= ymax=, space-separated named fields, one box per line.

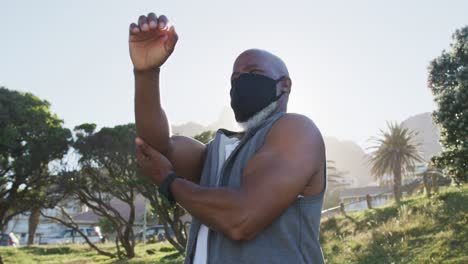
xmin=320 ymin=185 xmax=468 ymax=263
xmin=324 ymin=137 xmax=373 ymax=187
xmin=401 ymin=112 xmax=442 ymax=162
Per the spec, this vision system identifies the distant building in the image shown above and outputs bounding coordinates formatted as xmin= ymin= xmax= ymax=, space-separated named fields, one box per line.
xmin=6 ymin=194 xmax=191 ymax=245
xmin=339 ymin=186 xmax=393 ymax=212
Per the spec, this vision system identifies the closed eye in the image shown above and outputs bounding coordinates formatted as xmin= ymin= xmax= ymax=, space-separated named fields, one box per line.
xmin=249 ymin=69 xmax=264 ymax=74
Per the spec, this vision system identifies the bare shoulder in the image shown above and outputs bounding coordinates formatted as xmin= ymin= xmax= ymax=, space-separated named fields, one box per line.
xmin=266 ymin=113 xmax=324 ymax=146
xmin=263 ymin=113 xmax=326 ymax=195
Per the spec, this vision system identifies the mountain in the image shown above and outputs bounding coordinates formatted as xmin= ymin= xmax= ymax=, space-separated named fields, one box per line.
xmin=171 ymin=108 xmax=238 ymax=137
xmin=324 ymin=137 xmax=374 ymax=187
xmin=171 ymin=121 xmax=206 ymax=137
xmin=206 ymin=107 xmax=239 ymax=132
xmin=401 ymin=112 xmax=442 ymax=162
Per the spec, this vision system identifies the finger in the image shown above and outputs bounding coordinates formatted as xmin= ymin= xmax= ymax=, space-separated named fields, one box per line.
xmin=147 ymin=12 xmax=158 ymax=29
xmin=138 ymin=15 xmax=149 ymax=32
xmin=135 ymin=144 xmax=148 ymax=164
xmin=165 ymin=26 xmax=179 ymax=52
xmin=135 ymin=137 xmax=155 ymax=157
xmin=158 ymin=15 xmax=168 ymax=29
xmin=129 ymin=23 xmax=140 ymax=35
xmin=169 ymin=26 xmax=178 ymax=41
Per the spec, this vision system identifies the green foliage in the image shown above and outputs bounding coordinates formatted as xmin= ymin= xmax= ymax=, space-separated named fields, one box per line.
xmin=368 ymin=122 xmax=423 ymax=203
xmin=428 ymin=26 xmax=468 ymax=184
xmin=0 ymin=87 xmax=72 ymax=230
xmin=98 ymin=216 xmax=116 ymax=235
xmin=193 ymin=130 xmax=215 ymax=144
xmin=320 ymin=185 xmax=468 ymax=263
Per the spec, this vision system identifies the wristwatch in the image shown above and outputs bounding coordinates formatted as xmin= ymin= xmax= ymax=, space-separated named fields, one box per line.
xmin=158 ymin=172 xmax=182 ymax=204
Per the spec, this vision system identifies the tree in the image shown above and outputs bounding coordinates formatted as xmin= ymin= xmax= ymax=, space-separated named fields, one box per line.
xmin=193 ymin=130 xmax=215 ymax=144
xmin=98 ymin=216 xmax=116 ymax=242
xmin=323 ymin=160 xmax=351 ymax=209
xmin=0 ymin=87 xmax=71 ymax=236
xmin=368 ymin=122 xmax=423 ymax=204
xmin=428 ymin=25 xmax=468 ymax=184
xmin=50 ymin=124 xmax=140 ymax=259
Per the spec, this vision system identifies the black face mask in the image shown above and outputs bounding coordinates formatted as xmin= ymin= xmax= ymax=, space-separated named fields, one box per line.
xmin=230 ymin=73 xmax=284 ymax=122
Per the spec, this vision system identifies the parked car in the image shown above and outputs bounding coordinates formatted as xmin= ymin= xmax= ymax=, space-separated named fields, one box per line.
xmin=0 ymin=233 xmax=20 ymax=247
xmin=133 ymin=225 xmax=175 ymax=242
xmin=40 ymin=227 xmax=102 ymax=245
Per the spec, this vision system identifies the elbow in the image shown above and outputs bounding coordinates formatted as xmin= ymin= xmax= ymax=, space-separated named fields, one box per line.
xmin=227 ymin=227 xmax=258 ymax=242
xmin=223 ymin=216 xmax=259 ymax=242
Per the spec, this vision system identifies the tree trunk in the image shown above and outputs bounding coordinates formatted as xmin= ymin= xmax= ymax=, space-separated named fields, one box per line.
xmin=150 ymin=197 xmax=187 ymax=254
xmin=393 ymin=166 xmax=402 ymax=204
xmin=27 ymin=206 xmax=41 ymax=245
xmin=121 ymin=201 xmax=136 ymax=259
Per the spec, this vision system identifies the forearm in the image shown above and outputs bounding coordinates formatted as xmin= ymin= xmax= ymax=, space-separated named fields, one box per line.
xmin=170 ymin=178 xmax=249 ymax=240
xmin=134 ymin=68 xmax=171 ymax=153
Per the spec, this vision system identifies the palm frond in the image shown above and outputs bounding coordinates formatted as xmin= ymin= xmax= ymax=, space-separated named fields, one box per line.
xmin=368 ymin=122 xmax=424 ymax=180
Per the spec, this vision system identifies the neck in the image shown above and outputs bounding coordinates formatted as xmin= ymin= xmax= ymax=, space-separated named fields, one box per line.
xmin=237 ymin=101 xmax=281 ymax=131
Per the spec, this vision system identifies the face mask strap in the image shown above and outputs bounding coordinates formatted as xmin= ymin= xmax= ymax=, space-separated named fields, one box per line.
xmin=274 ymin=75 xmax=288 ymax=100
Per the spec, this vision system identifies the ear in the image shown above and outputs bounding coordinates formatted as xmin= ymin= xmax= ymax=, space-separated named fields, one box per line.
xmin=278 ymin=77 xmax=292 ymax=94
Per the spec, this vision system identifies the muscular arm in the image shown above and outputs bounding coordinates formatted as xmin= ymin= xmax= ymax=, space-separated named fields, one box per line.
xmin=134 ymin=69 xmax=205 ymax=183
xmin=170 ymin=114 xmax=325 ymax=241
xmin=131 ymin=13 xmax=205 ymax=183
xmin=134 ymin=68 xmax=169 ymax=152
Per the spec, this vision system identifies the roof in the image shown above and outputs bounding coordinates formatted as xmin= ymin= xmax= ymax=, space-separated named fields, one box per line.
xmin=339 ymin=186 xmax=392 ymax=198
xmin=73 ymin=194 xmax=147 ymax=224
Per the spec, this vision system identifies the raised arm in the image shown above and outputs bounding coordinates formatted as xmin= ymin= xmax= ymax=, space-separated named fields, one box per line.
xmin=130 ymin=13 xmax=206 ymax=183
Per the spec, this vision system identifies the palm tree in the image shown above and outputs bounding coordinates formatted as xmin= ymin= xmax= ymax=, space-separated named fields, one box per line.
xmin=326 ymin=160 xmax=351 ymax=187
xmin=368 ymin=122 xmax=423 ymax=204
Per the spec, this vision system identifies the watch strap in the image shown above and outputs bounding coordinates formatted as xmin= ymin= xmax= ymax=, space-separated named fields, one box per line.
xmin=158 ymin=172 xmax=181 ymax=204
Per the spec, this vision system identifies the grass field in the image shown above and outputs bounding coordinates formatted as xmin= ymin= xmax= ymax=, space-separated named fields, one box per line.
xmin=1 ymin=185 xmax=467 ymax=263
xmin=320 ymin=184 xmax=468 ymax=263
xmin=0 ymin=242 xmax=184 ymax=264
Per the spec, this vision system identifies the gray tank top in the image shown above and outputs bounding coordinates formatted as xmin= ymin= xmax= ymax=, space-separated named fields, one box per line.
xmin=185 ymin=112 xmax=326 ymax=264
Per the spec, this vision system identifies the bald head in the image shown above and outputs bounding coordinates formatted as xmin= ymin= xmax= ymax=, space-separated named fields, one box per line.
xmin=232 ymin=49 xmax=289 ymax=80
xmin=230 ymin=49 xmax=292 ymax=118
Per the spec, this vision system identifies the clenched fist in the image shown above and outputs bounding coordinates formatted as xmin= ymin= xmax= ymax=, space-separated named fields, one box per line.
xmin=129 ymin=13 xmax=178 ymax=71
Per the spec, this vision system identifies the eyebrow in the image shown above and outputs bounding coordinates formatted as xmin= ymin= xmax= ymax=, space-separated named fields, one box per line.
xmin=231 ymin=64 xmax=265 ymax=78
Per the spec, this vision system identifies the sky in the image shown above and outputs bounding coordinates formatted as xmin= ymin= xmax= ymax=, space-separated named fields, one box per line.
xmin=1 ymin=0 xmax=467 ymax=148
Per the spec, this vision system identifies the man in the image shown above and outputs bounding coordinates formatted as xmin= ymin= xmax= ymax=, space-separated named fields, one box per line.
xmin=130 ymin=12 xmax=326 ymax=264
